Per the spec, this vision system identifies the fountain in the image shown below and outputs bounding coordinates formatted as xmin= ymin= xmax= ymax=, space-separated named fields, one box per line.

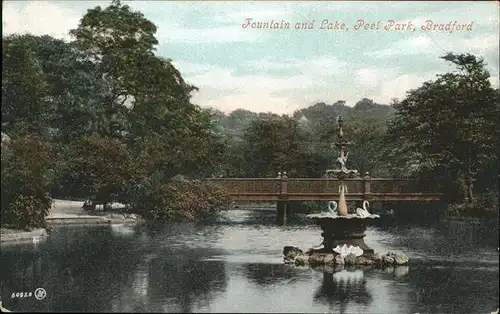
xmin=283 ymin=116 xmax=409 ymax=268
xmin=307 ymin=115 xmax=379 ymax=257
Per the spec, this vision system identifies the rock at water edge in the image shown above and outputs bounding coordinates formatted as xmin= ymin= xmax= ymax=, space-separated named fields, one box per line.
xmin=323 ymin=254 xmax=335 ymax=266
xmin=382 ymin=254 xmax=395 ymax=266
xmin=372 ymin=253 xmax=383 ymax=266
xmin=344 ymin=253 xmax=357 ymax=265
xmin=356 ymin=256 xmax=373 ymax=265
xmin=294 ymin=254 xmax=309 ymax=266
xmin=283 ymin=246 xmax=303 ymax=260
xmin=394 ymin=254 xmax=409 ymax=265
xmin=309 ymin=254 xmax=326 ymax=266
xmin=334 ymin=254 xmax=345 ymax=265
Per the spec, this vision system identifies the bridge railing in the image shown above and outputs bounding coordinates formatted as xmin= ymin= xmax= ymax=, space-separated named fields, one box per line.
xmin=205 ymin=176 xmax=442 ymax=201
xmin=286 ymin=178 xmax=363 ymax=194
xmin=206 ymin=178 xmax=280 ymax=195
xmin=370 ymin=178 xmax=421 ymax=194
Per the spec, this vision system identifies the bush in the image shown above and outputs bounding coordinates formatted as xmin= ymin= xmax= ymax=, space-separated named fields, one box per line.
xmin=132 ymin=177 xmax=229 ymax=222
xmin=445 ymin=189 xmax=499 ymax=219
xmin=1 ymin=134 xmax=54 ymax=229
xmin=3 ymin=194 xmax=52 ymax=230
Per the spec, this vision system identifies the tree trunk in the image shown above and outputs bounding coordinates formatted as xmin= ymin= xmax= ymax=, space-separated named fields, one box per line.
xmin=465 ymin=176 xmax=474 ymax=203
xmin=466 ymin=182 xmax=473 ymax=203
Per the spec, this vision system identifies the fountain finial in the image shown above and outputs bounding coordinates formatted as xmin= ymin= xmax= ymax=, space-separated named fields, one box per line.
xmin=324 ymin=115 xmax=358 ymax=179
xmin=335 ymin=115 xmax=348 ymax=173
xmin=338 ymin=115 xmax=344 ymax=138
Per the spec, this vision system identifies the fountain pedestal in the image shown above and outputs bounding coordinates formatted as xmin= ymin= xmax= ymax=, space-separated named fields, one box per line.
xmin=308 ymin=215 xmax=377 ymax=256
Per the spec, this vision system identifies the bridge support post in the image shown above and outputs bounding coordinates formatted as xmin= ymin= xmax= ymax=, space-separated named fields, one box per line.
xmin=363 ymin=172 xmax=372 ymax=201
xmin=276 ymin=201 xmax=288 ymax=225
xmin=276 ymin=172 xmax=289 ymax=225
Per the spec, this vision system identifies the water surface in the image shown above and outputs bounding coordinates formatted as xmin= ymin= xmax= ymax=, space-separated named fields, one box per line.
xmin=1 ymin=209 xmax=498 ymax=313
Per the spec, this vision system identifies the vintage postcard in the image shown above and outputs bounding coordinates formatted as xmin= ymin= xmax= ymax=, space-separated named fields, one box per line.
xmin=1 ymin=1 xmax=499 ymax=313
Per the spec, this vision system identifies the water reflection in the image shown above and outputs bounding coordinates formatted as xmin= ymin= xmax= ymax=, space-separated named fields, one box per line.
xmin=110 ymin=224 xmax=136 ymax=237
xmin=314 ymin=269 xmax=372 ymax=314
xmin=1 ymin=225 xmax=229 ymax=313
xmin=211 ymin=208 xmax=280 ymax=226
xmin=1 ymin=225 xmax=145 ymax=312
xmin=145 ymin=256 xmax=227 ymax=312
xmin=242 ymin=263 xmax=306 ymax=286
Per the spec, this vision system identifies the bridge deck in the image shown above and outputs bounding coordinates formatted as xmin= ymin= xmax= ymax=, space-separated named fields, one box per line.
xmin=206 ymin=177 xmax=444 ymax=201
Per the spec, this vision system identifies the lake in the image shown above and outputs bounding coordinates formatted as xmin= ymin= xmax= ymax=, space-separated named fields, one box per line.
xmin=1 ymin=209 xmax=498 ymax=313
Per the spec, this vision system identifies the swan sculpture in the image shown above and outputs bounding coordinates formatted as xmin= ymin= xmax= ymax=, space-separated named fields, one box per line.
xmin=356 ymin=200 xmax=371 ymax=218
xmin=326 ymin=201 xmax=338 ymax=217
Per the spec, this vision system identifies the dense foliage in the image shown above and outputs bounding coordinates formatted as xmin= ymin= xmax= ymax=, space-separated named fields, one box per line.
xmin=388 ymin=53 xmax=499 ymax=205
xmin=132 ymin=176 xmax=229 ymax=222
xmin=1 ymin=135 xmax=54 ymax=229
xmin=213 ymin=98 xmax=396 ymax=178
xmin=67 ymin=135 xmax=135 ymax=204
xmin=2 ymin=1 xmax=498 ymax=228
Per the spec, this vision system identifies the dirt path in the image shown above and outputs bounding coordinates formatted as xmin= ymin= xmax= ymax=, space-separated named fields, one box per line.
xmin=48 ymin=200 xmax=86 ymax=218
xmin=48 ymin=200 xmax=127 ymax=219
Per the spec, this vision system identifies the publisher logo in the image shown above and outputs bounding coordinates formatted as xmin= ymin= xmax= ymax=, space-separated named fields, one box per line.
xmin=34 ymin=288 xmax=46 ymax=300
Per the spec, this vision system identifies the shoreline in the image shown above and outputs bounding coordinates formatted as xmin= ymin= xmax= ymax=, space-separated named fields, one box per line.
xmin=0 ymin=228 xmax=48 ymax=244
xmin=442 ymin=215 xmax=499 ymax=223
xmin=1 ymin=199 xmax=143 ymax=244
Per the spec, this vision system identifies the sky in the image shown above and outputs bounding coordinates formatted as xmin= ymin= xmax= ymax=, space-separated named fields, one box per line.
xmin=2 ymin=1 xmax=499 ymax=115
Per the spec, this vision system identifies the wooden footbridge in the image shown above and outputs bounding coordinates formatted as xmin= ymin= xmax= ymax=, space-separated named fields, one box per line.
xmin=206 ymin=174 xmax=444 ymax=202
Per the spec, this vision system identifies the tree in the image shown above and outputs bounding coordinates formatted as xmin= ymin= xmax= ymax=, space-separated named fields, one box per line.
xmin=242 ymin=116 xmax=314 ymax=177
xmin=67 ymin=135 xmax=135 ymax=206
xmin=2 ymin=34 xmax=108 ymax=143
xmin=343 ymin=118 xmax=389 ymax=176
xmin=2 ymin=37 xmax=50 ymax=136
xmin=70 ymin=1 xmax=224 ymax=182
xmin=69 ymin=0 xmax=160 ymax=139
xmin=1 ymin=134 xmax=54 ymax=229
xmin=388 ymin=53 xmax=500 ymax=201
xmin=352 ymin=98 xmax=395 ymax=121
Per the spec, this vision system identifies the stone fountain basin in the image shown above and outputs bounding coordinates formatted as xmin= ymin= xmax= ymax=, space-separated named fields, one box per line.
xmin=305 ymin=213 xmax=381 ymax=257
xmin=305 ymin=214 xmax=380 ymax=237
